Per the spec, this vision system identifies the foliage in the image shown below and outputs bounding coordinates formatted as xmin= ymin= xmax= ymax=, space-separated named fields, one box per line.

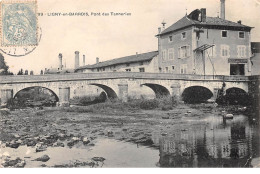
xmin=71 ymin=92 xmax=107 ymax=106
xmin=0 ymin=53 xmax=13 ymax=75
xmin=17 ymin=69 xmax=24 ymax=75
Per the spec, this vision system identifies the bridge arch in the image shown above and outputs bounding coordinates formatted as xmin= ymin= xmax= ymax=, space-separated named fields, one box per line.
xmin=89 ymin=83 xmax=117 ymax=99
xmin=225 ymin=87 xmax=249 ymax=105
xmin=141 ymin=83 xmax=170 ymax=98
xmin=13 ymin=86 xmax=59 ymax=101
xmin=182 ymin=86 xmax=213 ymax=103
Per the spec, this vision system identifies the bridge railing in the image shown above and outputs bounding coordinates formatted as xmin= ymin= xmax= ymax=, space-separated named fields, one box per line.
xmin=0 ymin=72 xmax=251 ymax=84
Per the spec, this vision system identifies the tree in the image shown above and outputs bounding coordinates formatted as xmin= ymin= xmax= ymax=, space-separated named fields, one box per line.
xmin=30 ymin=70 xmax=34 ymax=75
xmin=25 ymin=70 xmax=28 ymax=75
xmin=17 ymin=68 xmax=24 ymax=75
xmin=0 ymin=53 xmax=13 ymax=75
xmin=40 ymin=70 xmax=43 ymax=75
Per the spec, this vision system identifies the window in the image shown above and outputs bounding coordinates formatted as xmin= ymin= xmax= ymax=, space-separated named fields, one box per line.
xmin=102 ymin=68 xmax=105 ymax=71
xmin=239 ymin=32 xmax=245 ymax=39
xmin=206 ymin=45 xmax=216 ymax=58
xmin=168 ymin=48 xmax=174 ymax=60
xmin=172 ymin=66 xmax=175 ymax=70
xmin=139 ymin=61 xmax=143 ymax=65
xmin=169 ymin=35 xmax=173 ymax=42
xmin=221 ymin=45 xmax=230 ymax=58
xmin=125 ymin=68 xmax=131 ymax=72
xmin=181 ymin=32 xmax=186 ymax=39
xmin=178 ymin=45 xmax=190 ymax=58
xmin=126 ymin=63 xmax=130 ymax=67
xmin=237 ymin=45 xmax=247 ymax=58
xmin=162 ymin=50 xmax=167 ymax=61
xmin=165 ymin=67 xmax=169 ymax=73
xmin=180 ymin=64 xmax=187 ymax=74
xmin=139 ymin=68 xmax=145 ymax=72
xmin=222 ymin=30 xmax=228 ymax=38
xmin=159 ymin=67 xmax=162 ymax=72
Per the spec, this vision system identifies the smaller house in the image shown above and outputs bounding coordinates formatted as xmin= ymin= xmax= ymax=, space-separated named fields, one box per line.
xmin=75 ymin=51 xmax=159 ymax=73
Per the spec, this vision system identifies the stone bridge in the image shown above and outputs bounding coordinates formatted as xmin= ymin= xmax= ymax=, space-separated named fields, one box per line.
xmin=0 ymin=72 xmax=251 ymax=106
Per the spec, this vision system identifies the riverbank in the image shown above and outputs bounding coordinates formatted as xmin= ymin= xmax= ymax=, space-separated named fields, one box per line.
xmin=0 ymin=102 xmax=259 ymax=167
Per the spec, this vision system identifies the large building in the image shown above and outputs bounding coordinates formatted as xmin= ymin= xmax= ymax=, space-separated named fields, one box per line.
xmin=157 ymin=0 xmax=253 ymax=76
xmin=75 ymin=0 xmax=254 ymax=76
xmin=75 ymin=51 xmax=159 ymax=73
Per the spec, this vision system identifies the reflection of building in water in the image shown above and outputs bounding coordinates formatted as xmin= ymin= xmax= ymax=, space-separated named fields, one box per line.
xmin=159 ymin=130 xmax=197 ymax=167
xmin=158 ymin=116 xmax=256 ymax=167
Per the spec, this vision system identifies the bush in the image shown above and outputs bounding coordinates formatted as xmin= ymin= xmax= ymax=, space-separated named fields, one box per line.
xmin=140 ymin=99 xmax=159 ymax=110
xmin=7 ymin=98 xmax=26 ymax=109
xmin=71 ymin=92 xmax=107 ymax=106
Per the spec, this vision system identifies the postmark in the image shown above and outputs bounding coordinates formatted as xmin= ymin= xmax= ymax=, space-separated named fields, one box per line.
xmin=0 ymin=0 xmax=38 ymax=47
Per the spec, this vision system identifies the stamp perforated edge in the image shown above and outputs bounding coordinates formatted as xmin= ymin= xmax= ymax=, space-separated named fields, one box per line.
xmin=0 ymin=0 xmax=38 ymax=47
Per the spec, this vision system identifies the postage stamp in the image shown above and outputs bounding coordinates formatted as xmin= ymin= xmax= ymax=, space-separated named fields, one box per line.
xmin=0 ymin=0 xmax=38 ymax=47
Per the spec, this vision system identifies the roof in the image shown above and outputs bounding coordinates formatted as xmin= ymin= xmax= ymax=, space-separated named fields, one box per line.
xmin=159 ymin=9 xmax=252 ymax=36
xmin=44 ymin=68 xmax=74 ymax=74
xmin=75 ymin=51 xmax=158 ymax=71
xmin=251 ymin=42 xmax=260 ymax=53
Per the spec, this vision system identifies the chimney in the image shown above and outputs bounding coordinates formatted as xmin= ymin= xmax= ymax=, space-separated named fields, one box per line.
xmin=220 ymin=0 xmax=225 ymax=19
xmin=75 ymin=51 xmax=79 ymax=69
xmin=161 ymin=21 xmax=166 ymax=30
xmin=96 ymin=57 xmax=99 ymax=64
xmin=158 ymin=27 xmax=161 ymax=34
xmin=200 ymin=8 xmax=206 ymax=22
xmin=237 ymin=20 xmax=242 ymax=24
xmin=83 ymin=55 xmax=85 ymax=66
xmin=58 ymin=53 xmax=62 ymax=70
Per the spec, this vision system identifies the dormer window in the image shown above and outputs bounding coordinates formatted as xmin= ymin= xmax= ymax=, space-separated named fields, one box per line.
xmin=169 ymin=35 xmax=173 ymax=42
xmin=181 ymin=32 xmax=186 ymax=39
xmin=222 ymin=30 xmax=228 ymax=38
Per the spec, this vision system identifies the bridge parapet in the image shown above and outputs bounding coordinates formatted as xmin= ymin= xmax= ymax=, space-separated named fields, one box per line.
xmin=0 ymin=73 xmax=250 ymax=84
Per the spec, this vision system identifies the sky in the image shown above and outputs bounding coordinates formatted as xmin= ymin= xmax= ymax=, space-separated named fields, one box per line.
xmin=3 ymin=0 xmax=260 ymax=74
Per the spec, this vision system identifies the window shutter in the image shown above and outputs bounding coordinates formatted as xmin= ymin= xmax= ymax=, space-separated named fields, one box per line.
xmin=187 ymin=45 xmax=190 ymax=57
xmin=227 ymin=45 xmax=230 ymax=58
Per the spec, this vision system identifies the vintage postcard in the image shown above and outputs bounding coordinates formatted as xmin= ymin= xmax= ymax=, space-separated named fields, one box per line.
xmin=0 ymin=0 xmax=259 ymax=169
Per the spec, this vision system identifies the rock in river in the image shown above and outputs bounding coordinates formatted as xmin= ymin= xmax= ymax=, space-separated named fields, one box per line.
xmin=2 ymin=157 xmax=26 ymax=168
xmin=34 ymin=155 xmax=50 ymax=162
xmin=36 ymin=145 xmax=47 ymax=152
xmin=7 ymin=140 xmax=20 ymax=149
xmin=82 ymin=137 xmax=90 ymax=145
xmin=92 ymin=157 xmax=105 ymax=162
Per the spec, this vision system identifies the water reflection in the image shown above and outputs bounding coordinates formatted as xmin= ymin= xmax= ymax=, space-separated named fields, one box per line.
xmin=154 ymin=114 xmax=260 ymax=167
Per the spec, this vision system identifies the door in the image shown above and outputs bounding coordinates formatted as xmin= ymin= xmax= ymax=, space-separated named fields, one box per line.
xmin=230 ymin=64 xmax=245 ymax=75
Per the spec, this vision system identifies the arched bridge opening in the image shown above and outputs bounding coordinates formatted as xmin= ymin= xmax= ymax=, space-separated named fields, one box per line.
xmin=224 ymin=87 xmax=250 ymax=105
xmin=14 ymin=86 xmax=59 ymax=107
xmin=89 ymin=83 xmax=117 ymax=99
xmin=141 ymin=83 xmax=170 ymax=98
xmin=182 ymin=86 xmax=213 ymax=104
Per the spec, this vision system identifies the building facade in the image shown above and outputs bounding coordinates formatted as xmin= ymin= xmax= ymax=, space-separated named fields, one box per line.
xmin=251 ymin=42 xmax=260 ymax=75
xmin=75 ymin=51 xmax=159 ymax=73
xmin=157 ymin=5 xmax=253 ymax=76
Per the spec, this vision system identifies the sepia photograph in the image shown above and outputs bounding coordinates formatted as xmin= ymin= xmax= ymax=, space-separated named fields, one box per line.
xmin=0 ymin=0 xmax=259 ymax=168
